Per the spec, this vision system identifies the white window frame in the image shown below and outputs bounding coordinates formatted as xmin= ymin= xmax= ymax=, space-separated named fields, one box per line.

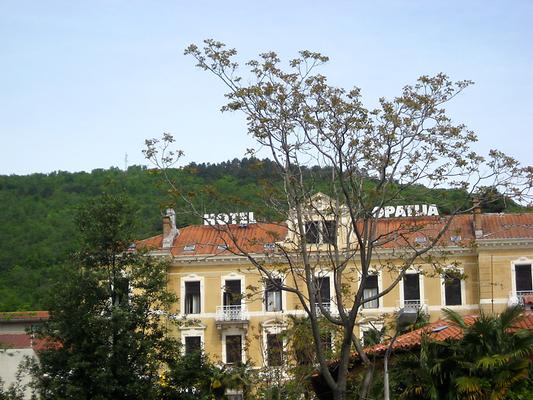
xmin=511 ymin=257 xmax=533 ymax=296
xmin=261 ymin=321 xmax=286 ymax=367
xmin=221 ymin=328 xmax=246 ymax=364
xmin=440 ymin=266 xmax=466 ymax=308
xmin=181 ymin=328 xmax=205 ymax=356
xmin=398 ymin=268 xmax=425 ymax=307
xmin=180 ymin=274 xmax=204 ymax=315
xmin=359 ymin=269 xmax=383 ymax=309
xmin=220 ymin=273 xmax=245 ymax=307
xmin=262 ymin=273 xmax=287 ymax=313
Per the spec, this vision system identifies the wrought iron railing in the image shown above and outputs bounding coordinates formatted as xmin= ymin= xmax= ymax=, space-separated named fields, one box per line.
xmin=508 ymin=290 xmax=533 ymax=306
xmin=397 ymin=299 xmax=428 ymax=312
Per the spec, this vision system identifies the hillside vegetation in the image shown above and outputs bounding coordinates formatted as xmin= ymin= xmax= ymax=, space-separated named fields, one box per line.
xmin=0 ymin=158 xmax=523 ymax=311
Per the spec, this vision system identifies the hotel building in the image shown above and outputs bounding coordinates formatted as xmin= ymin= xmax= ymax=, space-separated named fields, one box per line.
xmin=138 ymin=194 xmax=533 ymax=368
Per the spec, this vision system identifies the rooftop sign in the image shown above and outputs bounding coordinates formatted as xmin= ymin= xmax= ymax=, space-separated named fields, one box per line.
xmin=203 ymin=212 xmax=257 ymax=226
xmin=372 ymin=204 xmax=439 ymax=218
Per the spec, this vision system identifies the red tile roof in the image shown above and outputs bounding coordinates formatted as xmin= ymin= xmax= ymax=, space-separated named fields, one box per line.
xmin=138 ymin=222 xmax=287 ymax=256
xmin=137 ymin=213 xmax=533 ymax=256
xmin=365 ymin=312 xmax=533 ymax=357
xmin=480 ymin=213 xmax=533 ymax=239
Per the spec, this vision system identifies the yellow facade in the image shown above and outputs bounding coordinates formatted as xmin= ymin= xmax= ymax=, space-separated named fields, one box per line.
xmin=142 ymin=208 xmax=533 ymax=368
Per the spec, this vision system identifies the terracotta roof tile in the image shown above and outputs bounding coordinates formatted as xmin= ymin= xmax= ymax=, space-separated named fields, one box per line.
xmin=480 ymin=213 xmax=533 ymax=239
xmin=138 ymin=223 xmax=287 ymax=256
xmin=137 ymin=212 xmax=533 ymax=256
xmin=364 ymin=312 xmax=533 ymax=357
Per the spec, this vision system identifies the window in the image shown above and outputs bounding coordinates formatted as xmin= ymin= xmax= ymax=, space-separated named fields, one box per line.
xmin=315 ymin=276 xmax=331 ymax=307
xmin=265 ymin=278 xmax=282 ymax=312
xmin=113 ymin=277 xmax=129 ymax=306
xmin=266 ymin=333 xmax=283 ymax=366
xmin=225 ymin=335 xmax=242 ymax=364
xmin=223 ymin=280 xmax=242 ymax=306
xmin=183 ymin=244 xmax=196 ymax=251
xmin=305 ymin=220 xmax=336 ymax=244
xmin=403 ymin=274 xmax=420 ymax=301
xmin=515 ymin=264 xmax=532 ymax=292
xmin=362 ymin=275 xmax=379 ymax=309
xmin=323 ymin=220 xmax=337 ymax=245
xmin=444 ymin=273 xmax=462 ymax=306
xmin=362 ymin=327 xmax=382 ymax=347
xmin=184 ymin=336 xmax=201 ymax=356
xmin=184 ymin=281 xmax=201 ymax=314
xmin=305 ymin=221 xmax=320 ymax=244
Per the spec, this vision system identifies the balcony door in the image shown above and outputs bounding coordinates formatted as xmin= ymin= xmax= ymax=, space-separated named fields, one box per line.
xmin=515 ymin=264 xmax=533 ymax=293
xmin=224 ymin=279 xmax=242 ymax=307
xmin=403 ymin=273 xmax=420 ymax=302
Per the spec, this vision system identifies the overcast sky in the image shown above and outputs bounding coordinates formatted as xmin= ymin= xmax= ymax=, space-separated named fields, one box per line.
xmin=1 ymin=0 xmax=532 ymax=175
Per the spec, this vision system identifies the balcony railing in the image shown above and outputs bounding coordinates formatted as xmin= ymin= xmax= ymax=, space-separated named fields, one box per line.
xmin=314 ymin=302 xmax=331 ymax=315
xmin=215 ymin=305 xmax=249 ymax=322
xmin=508 ymin=290 xmax=533 ymax=306
xmin=397 ymin=299 xmax=428 ymax=313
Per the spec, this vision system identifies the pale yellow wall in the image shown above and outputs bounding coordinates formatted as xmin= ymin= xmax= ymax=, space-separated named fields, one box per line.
xmin=165 ymin=246 xmax=532 ymax=366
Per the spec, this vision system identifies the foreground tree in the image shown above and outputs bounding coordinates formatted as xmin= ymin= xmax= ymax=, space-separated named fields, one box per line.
xmin=145 ymin=40 xmax=532 ymax=399
xmin=27 ymin=194 xmax=181 ymax=400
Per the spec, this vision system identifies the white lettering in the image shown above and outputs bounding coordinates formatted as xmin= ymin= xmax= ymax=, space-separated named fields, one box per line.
xmin=394 ymin=205 xmax=406 ymax=218
xmin=384 ymin=206 xmax=395 ymax=218
xmin=203 ymin=212 xmax=257 ymax=225
xmin=427 ymin=204 xmax=439 ymax=216
xmin=372 ymin=204 xmax=439 ymax=219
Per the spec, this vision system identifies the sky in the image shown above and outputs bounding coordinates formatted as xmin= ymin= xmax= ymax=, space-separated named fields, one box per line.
xmin=0 ymin=0 xmax=532 ymax=175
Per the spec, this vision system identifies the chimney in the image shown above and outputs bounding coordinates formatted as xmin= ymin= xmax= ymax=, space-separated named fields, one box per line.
xmin=472 ymin=198 xmax=483 ymax=239
xmin=162 ymin=209 xmax=179 ymax=249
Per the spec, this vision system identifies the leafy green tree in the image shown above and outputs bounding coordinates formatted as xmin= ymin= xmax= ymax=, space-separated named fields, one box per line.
xmin=390 ymin=306 xmax=533 ymax=400
xmin=27 ymin=194 xmax=181 ymax=400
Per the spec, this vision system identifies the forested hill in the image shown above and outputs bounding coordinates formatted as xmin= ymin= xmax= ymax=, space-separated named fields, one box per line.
xmin=0 ymin=158 xmax=523 ymax=311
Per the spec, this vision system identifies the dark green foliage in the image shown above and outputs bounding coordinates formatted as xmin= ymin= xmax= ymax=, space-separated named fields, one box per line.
xmin=0 ymin=160 xmax=527 ymax=311
xmin=389 ymin=307 xmax=533 ymax=400
xmin=159 ymin=351 xmax=237 ymax=400
xmin=26 ymin=194 xmax=181 ymax=400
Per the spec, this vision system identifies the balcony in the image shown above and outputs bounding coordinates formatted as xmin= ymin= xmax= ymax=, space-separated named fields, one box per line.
xmin=397 ymin=299 xmax=428 ymax=314
xmin=508 ymin=290 xmax=533 ymax=307
xmin=215 ymin=305 xmax=249 ymax=330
